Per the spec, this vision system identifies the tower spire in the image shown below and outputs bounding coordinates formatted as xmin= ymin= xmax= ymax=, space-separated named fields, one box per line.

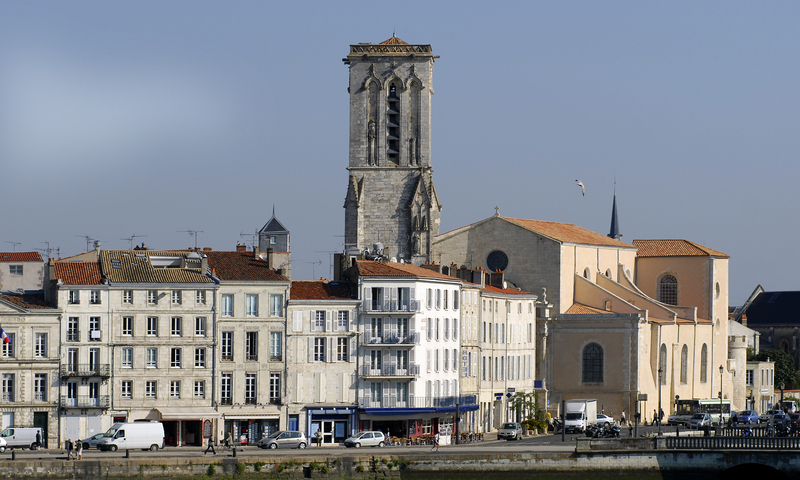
xmin=608 ymin=185 xmax=621 ymax=241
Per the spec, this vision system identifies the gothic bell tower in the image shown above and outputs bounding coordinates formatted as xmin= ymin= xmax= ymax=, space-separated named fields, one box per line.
xmin=343 ymin=36 xmax=441 ymax=264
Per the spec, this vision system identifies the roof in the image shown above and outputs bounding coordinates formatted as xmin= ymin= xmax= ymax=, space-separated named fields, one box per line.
xmin=355 ymin=260 xmax=460 ymax=282
xmin=0 ymin=293 xmax=54 ymax=310
xmin=259 ymin=208 xmax=289 ymax=234
xmin=54 ymin=261 xmax=103 ymax=285
xmin=565 ymin=303 xmax=615 ymax=315
xmin=99 ymin=250 xmax=214 ymax=284
xmin=632 ymin=240 xmax=729 ymax=258
xmin=0 ymin=252 xmax=42 ymax=262
xmin=290 ymin=281 xmax=354 ymax=301
xmin=481 ymin=285 xmax=536 ymax=297
xmin=379 ymin=35 xmax=408 ymax=45
xmin=204 ymin=251 xmax=288 ymax=282
xmin=742 ymin=291 xmax=800 ymax=326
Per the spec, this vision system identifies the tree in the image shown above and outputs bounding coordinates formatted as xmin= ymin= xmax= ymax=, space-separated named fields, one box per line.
xmin=749 ymin=348 xmax=800 ymax=390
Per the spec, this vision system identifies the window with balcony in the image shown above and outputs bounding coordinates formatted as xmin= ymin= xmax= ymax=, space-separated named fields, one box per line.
xmin=67 ymin=317 xmax=79 ymax=342
xmin=221 ymin=332 xmax=233 ymax=361
xmin=370 ymin=317 xmax=383 ymax=341
xmin=337 ymin=337 xmax=349 ymax=361
xmin=246 ymin=332 xmax=258 ymax=361
xmin=245 ymin=373 xmax=257 ymax=404
xmin=34 ymin=332 xmax=47 ymax=357
xmin=33 ymin=374 xmax=46 ymax=402
xmin=220 ymin=373 xmax=232 ymax=405
xmin=370 ymin=349 xmax=382 ymax=371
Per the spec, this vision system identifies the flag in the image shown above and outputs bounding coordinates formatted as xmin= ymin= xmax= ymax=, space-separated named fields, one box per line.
xmin=0 ymin=328 xmax=10 ymax=344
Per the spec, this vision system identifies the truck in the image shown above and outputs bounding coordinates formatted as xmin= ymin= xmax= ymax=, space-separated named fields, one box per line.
xmin=563 ymin=399 xmax=598 ymax=434
xmin=97 ymin=421 xmax=164 ymax=452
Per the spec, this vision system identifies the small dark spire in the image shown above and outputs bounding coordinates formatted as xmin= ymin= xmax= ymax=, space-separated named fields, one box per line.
xmin=608 ymin=189 xmax=622 ymax=240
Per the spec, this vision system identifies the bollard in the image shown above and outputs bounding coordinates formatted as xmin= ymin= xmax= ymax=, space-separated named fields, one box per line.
xmin=232 ymin=447 xmax=236 ymax=457
xmin=11 ymin=451 xmax=15 ymax=461
xmin=126 ymin=449 xmax=130 ymax=458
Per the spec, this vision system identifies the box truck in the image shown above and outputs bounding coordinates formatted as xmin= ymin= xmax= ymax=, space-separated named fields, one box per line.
xmin=563 ymin=399 xmax=597 ymax=434
xmin=97 ymin=421 xmax=164 ymax=452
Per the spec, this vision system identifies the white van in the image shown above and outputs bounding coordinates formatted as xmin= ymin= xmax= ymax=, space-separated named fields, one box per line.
xmin=0 ymin=427 xmax=43 ymax=451
xmin=97 ymin=421 xmax=164 ymax=452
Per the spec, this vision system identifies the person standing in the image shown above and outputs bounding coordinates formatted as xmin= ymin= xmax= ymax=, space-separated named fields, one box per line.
xmin=76 ymin=439 xmax=83 ymax=460
xmin=431 ymin=431 xmax=440 ymax=452
xmin=66 ymin=439 xmax=74 ymax=460
xmin=35 ymin=430 xmax=42 ymax=449
xmin=621 ymin=411 xmax=626 ymax=426
xmin=204 ymin=437 xmax=216 ymax=455
xmin=315 ymin=429 xmax=322 ymax=447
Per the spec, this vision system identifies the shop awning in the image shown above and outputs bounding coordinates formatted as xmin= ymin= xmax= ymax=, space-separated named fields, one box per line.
xmin=223 ymin=414 xmax=280 ymax=420
xmin=156 ymin=407 xmax=221 ymax=420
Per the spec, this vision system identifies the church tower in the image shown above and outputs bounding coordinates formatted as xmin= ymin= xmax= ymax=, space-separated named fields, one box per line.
xmin=343 ymin=36 xmax=441 ymax=264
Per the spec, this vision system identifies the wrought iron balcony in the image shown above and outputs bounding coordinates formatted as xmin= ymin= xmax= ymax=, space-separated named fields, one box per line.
xmin=359 ymin=394 xmax=478 ymax=409
xmin=61 ymin=395 xmax=110 ymax=409
xmin=362 ymin=300 xmax=420 ymax=313
xmin=66 ymin=330 xmax=80 ymax=342
xmin=360 ymin=363 xmax=420 ymax=378
xmin=365 ymin=332 xmax=419 ymax=345
xmin=60 ymin=364 xmax=111 ymax=378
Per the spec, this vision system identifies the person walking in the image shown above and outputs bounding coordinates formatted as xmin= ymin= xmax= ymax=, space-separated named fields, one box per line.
xmin=621 ymin=410 xmax=626 ymax=426
xmin=431 ymin=431 xmax=440 ymax=452
xmin=66 ymin=439 xmax=74 ymax=460
xmin=35 ymin=430 xmax=42 ymax=449
xmin=224 ymin=432 xmax=233 ymax=451
xmin=76 ymin=439 xmax=83 ymax=460
xmin=204 ymin=437 xmax=216 ymax=455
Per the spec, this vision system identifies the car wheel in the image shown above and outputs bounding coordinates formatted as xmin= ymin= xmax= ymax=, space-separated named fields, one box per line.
xmin=110 ymin=445 xmax=118 ymax=452
xmin=378 ymin=441 xmax=385 ymax=447
xmin=149 ymin=444 xmax=158 ymax=452
xmin=298 ymin=443 xmax=306 ymax=449
xmin=31 ymin=443 xmax=41 ymax=450
xmin=83 ymin=443 xmax=90 ymax=450
xmin=269 ymin=443 xmax=278 ymax=449
xmin=354 ymin=442 xmax=361 ymax=448
xmin=0 ymin=447 xmax=5 ymax=453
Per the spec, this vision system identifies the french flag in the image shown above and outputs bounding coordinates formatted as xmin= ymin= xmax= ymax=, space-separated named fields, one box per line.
xmin=0 ymin=328 xmax=10 ymax=344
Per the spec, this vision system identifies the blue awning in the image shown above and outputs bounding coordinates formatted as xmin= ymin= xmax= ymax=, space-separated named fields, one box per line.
xmin=361 ymin=404 xmax=479 ymax=416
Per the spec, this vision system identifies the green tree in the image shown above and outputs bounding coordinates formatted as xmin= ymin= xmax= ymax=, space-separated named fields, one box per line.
xmin=749 ymin=348 xmax=800 ymax=390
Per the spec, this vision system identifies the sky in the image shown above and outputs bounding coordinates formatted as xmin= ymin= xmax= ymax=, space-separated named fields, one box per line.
xmin=2 ymin=1 xmax=799 ymax=305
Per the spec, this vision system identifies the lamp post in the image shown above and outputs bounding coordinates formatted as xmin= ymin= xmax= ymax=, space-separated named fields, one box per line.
xmin=657 ymin=366 xmax=663 ymax=436
xmin=719 ymin=365 xmax=724 ymax=427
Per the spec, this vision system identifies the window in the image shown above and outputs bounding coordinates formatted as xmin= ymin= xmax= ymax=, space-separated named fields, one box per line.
xmin=66 ymin=348 xmax=78 ymax=372
xmin=427 ymin=318 xmax=432 ymax=341
xmin=337 ymin=311 xmax=349 ymax=331
xmin=147 ymin=290 xmax=157 ymax=305
xmin=269 ymin=373 xmax=281 ymax=404
xmin=122 ymin=348 xmax=133 ymax=368
xmin=435 ymin=318 xmax=440 ymax=340
xmin=171 ymin=348 xmax=182 ymax=368
xmin=196 ymin=290 xmax=206 ymax=305
xmin=444 ymin=349 xmax=449 ymax=371
xmin=436 ymin=289 xmax=441 ymax=309
xmin=397 ymin=317 xmax=408 ymax=339
xmin=453 ymin=290 xmax=459 ymax=309
xmin=121 ymin=380 xmax=132 ymax=399
xmin=171 ymin=290 xmax=182 ymax=305
xmin=122 ymin=316 xmax=133 ymax=336
xmin=397 ymin=350 xmax=408 ymax=371
xmin=146 ymin=348 xmax=158 ymax=368
xmin=398 ymin=288 xmax=411 ymax=311
xmin=444 ymin=318 xmax=449 ymax=340
xmin=746 ymin=369 xmax=754 ymax=386
xmin=337 ymin=337 xmax=349 ymax=361
xmin=222 ymin=294 xmax=233 ymax=316
xmin=33 ymin=373 xmax=46 ymax=402
xmin=658 ymin=275 xmax=678 ymax=306
xmin=89 ymin=290 xmax=100 ymax=304
xmin=89 ymin=316 xmax=101 ymax=341
xmin=314 ymin=311 xmax=326 ymax=331
xmin=171 ymin=317 xmax=182 ymax=336
xmin=659 ymin=344 xmax=668 ymax=385
xmin=170 ymin=381 xmax=181 ymax=398
xmin=426 ymin=289 xmax=432 ymax=309
xmin=270 ymin=294 xmax=283 ymax=317
xmin=221 ymin=373 xmax=232 ymax=405
xmin=314 ymin=338 xmax=326 ymax=362
xmin=195 ymin=348 xmax=206 ymax=368
xmin=89 ymin=347 xmax=100 ymax=369
xmin=245 ymin=373 xmax=257 ymax=404
xmin=1 ymin=374 xmax=13 ymax=402
xmin=582 ymin=343 xmax=603 ymax=383
xmin=246 ymin=332 xmax=258 ymax=361
xmin=680 ymin=344 xmax=688 ymax=384
xmin=270 ymin=332 xmax=282 ymax=361
xmin=246 ymin=294 xmax=259 ymax=316
xmin=9 ymin=265 xmax=22 ymax=275
xmin=145 ymin=381 xmax=157 ymax=399
xmin=34 ymin=333 xmax=47 ymax=357
xmin=122 ymin=290 xmax=133 ymax=304
xmin=444 ymin=290 xmax=448 ymax=309
xmin=195 ymin=317 xmax=206 ymax=337
xmin=67 ymin=317 xmax=79 ymax=342
xmin=370 ymin=317 xmax=383 ymax=340
xmin=194 ymin=381 xmax=205 ymax=399
xmin=453 ymin=317 xmax=458 ymax=340
xmin=69 ymin=290 xmax=79 ymax=304
xmin=700 ymin=343 xmax=708 ymax=383
xmin=453 ymin=348 xmax=458 ymax=371
xmin=221 ymin=332 xmax=233 ymax=361
xmin=369 ymin=287 xmax=384 ymax=311
xmin=370 ymin=381 xmax=382 ymax=403
xmin=434 ymin=349 xmax=440 ymax=372
xmin=147 ymin=317 xmax=158 ymax=336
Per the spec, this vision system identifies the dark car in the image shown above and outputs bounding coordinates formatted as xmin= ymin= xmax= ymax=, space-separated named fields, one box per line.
xmin=80 ymin=433 xmax=106 ymax=450
xmin=735 ymin=410 xmax=759 ymax=424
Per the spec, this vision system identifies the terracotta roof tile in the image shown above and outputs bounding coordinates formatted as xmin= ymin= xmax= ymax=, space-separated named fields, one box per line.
xmin=356 ymin=260 xmax=460 ymax=281
xmin=100 ymin=251 xmax=213 ymax=284
xmin=632 ymin=240 xmax=729 ymax=258
xmin=54 ymin=261 xmax=102 ymax=285
xmin=204 ymin=251 xmax=288 ymax=282
xmin=290 ymin=281 xmax=354 ymax=300
xmin=0 ymin=293 xmax=53 ymax=310
xmin=379 ymin=35 xmax=409 ymax=45
xmin=565 ymin=303 xmax=615 ymax=315
xmin=0 ymin=252 xmax=42 ymax=262
xmin=503 ymin=217 xmax=633 ymax=248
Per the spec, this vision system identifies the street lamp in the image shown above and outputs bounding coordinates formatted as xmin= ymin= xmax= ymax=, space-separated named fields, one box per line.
xmin=657 ymin=366 xmax=663 ymax=436
xmin=719 ymin=365 xmax=724 ymax=427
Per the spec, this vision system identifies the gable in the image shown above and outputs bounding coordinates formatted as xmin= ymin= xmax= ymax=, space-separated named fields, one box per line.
xmin=745 ymin=291 xmax=800 ymax=326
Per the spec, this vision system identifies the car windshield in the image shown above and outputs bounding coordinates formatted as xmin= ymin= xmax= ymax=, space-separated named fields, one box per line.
xmin=565 ymin=413 xmax=582 ymax=420
xmin=267 ymin=431 xmax=284 ymax=439
xmin=501 ymin=423 xmax=517 ymax=429
xmin=103 ymin=427 xmax=118 ymax=437
xmin=691 ymin=414 xmax=705 ymax=419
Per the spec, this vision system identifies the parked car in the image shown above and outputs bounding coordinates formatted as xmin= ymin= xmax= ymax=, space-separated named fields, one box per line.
xmin=0 ymin=437 xmax=6 ymax=453
xmin=80 ymin=433 xmax=106 ymax=450
xmin=772 ymin=413 xmax=789 ymax=425
xmin=256 ymin=431 xmax=307 ymax=449
xmin=343 ymin=431 xmax=386 ymax=448
xmin=498 ymin=422 xmax=523 ymax=440
xmin=788 ymin=413 xmax=800 ymax=426
xmin=735 ymin=410 xmax=759 ymax=424
xmin=595 ymin=414 xmax=614 ymax=426
xmin=760 ymin=410 xmax=780 ymax=423
xmin=688 ymin=413 xmax=713 ymax=429
xmin=0 ymin=427 xmax=43 ymax=451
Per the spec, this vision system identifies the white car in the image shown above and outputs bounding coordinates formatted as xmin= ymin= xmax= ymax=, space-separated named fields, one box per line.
xmin=0 ymin=437 xmax=6 ymax=453
xmin=344 ymin=431 xmax=386 ymax=448
xmin=596 ymin=414 xmax=614 ymax=426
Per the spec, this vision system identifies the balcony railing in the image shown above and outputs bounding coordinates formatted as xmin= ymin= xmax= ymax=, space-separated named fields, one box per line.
xmin=66 ymin=331 xmax=80 ymax=342
xmin=359 ymin=394 xmax=478 ymax=409
xmin=365 ymin=332 xmax=419 ymax=345
xmin=245 ymin=354 xmax=258 ymax=362
xmin=360 ymin=363 xmax=420 ymax=377
xmin=60 ymin=364 xmax=111 ymax=378
xmin=362 ymin=300 xmax=421 ymax=313
xmin=269 ymin=354 xmax=283 ymax=362
xmin=219 ymin=398 xmax=232 ymax=406
xmin=61 ymin=395 xmax=110 ymax=409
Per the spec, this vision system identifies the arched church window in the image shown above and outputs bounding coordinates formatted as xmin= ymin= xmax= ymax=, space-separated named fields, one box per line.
xmin=583 ymin=268 xmax=591 ymax=279
xmin=680 ymin=345 xmax=688 ymax=384
xmin=582 ymin=343 xmax=603 ymax=383
xmin=659 ymin=344 xmax=667 ymax=385
xmin=386 ymin=83 xmax=400 ymax=164
xmin=421 ymin=216 xmax=428 ymax=230
xmin=700 ymin=344 xmax=708 ymax=383
xmin=658 ymin=275 xmax=678 ymax=305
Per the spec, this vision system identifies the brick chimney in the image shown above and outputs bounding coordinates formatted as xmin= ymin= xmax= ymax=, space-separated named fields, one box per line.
xmin=236 ymin=244 xmax=246 ymax=252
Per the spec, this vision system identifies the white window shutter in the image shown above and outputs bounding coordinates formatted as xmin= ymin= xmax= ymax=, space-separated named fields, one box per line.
xmin=327 ymin=338 xmax=333 ymax=362
xmin=364 ymin=287 xmax=371 ymax=307
xmin=308 ymin=338 xmax=314 ymax=362
xmin=293 ymin=310 xmax=303 ymax=332
xmin=326 ymin=311 xmax=332 ymax=332
xmin=350 ymin=337 xmax=356 ymax=363
xmin=383 ymin=288 xmax=389 ymax=310
xmin=309 ymin=311 xmax=315 ymax=331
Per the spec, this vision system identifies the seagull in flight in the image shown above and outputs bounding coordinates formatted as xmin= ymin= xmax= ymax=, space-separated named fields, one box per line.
xmin=575 ymin=179 xmax=585 ymax=196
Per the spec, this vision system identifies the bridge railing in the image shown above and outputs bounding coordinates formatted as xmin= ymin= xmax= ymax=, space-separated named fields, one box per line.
xmin=667 ymin=436 xmax=800 ymax=449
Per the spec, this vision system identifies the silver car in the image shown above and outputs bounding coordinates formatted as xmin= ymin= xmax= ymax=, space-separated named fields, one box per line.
xmin=344 ymin=431 xmax=386 ymax=448
xmin=80 ymin=433 xmax=106 ymax=450
xmin=256 ymin=431 xmax=307 ymax=449
xmin=688 ymin=413 xmax=712 ymax=429
xmin=498 ymin=422 xmax=523 ymax=440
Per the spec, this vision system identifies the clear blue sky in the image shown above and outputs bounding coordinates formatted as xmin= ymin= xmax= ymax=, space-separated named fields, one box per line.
xmin=2 ymin=1 xmax=798 ymax=305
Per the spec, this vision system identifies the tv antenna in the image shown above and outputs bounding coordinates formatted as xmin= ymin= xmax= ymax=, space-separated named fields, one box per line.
xmin=36 ymin=241 xmax=57 ymax=261
xmin=120 ymin=233 xmax=148 ymax=250
xmin=4 ymin=241 xmax=21 ymax=252
xmin=301 ymin=260 xmax=323 ymax=279
xmin=179 ymin=229 xmax=204 ymax=250
xmin=239 ymin=231 xmax=257 ymax=250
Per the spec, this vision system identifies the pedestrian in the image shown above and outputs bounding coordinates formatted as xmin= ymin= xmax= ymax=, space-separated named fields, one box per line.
xmin=621 ymin=410 xmax=626 ymax=426
xmin=315 ymin=429 xmax=322 ymax=447
xmin=652 ymin=409 xmax=657 ymax=426
xmin=659 ymin=409 xmax=664 ymax=425
xmin=76 ymin=439 xmax=83 ymax=460
xmin=66 ymin=439 xmax=74 ymax=460
xmin=628 ymin=421 xmax=634 ymax=437
xmin=36 ymin=430 xmax=42 ymax=449
xmin=224 ymin=432 xmax=232 ymax=451
xmin=204 ymin=437 xmax=216 ymax=455
xmin=431 ymin=431 xmax=440 ymax=452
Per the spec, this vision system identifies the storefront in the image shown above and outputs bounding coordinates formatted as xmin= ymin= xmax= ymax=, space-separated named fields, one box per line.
xmin=359 ymin=403 xmax=478 ymax=445
xmin=223 ymin=415 xmax=279 ymax=446
xmin=155 ymin=407 xmax=220 ymax=447
xmin=306 ymin=407 xmax=357 ymax=445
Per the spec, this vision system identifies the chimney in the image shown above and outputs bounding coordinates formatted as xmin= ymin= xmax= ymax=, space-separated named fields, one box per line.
xmin=236 ymin=244 xmax=246 ymax=252
xmin=201 ymin=255 xmax=208 ymax=274
xmin=267 ymin=248 xmax=274 ymax=268
xmin=490 ymin=270 xmax=505 ymax=289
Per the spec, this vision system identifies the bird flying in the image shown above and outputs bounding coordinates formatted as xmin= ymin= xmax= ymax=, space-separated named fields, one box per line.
xmin=575 ymin=180 xmax=585 ymax=196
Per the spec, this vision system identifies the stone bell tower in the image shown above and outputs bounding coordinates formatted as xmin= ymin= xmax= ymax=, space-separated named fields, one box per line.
xmin=343 ymin=35 xmax=441 ymax=264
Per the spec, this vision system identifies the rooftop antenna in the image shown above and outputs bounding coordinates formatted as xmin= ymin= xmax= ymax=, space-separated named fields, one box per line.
xmin=179 ymin=229 xmax=204 ymax=250
xmin=36 ymin=241 xmax=54 ymax=261
xmin=240 ymin=231 xmax=257 ymax=249
xmin=75 ymin=235 xmax=102 ymax=252
xmin=120 ymin=234 xmax=148 ymax=250
xmin=301 ymin=260 xmax=323 ymax=279
xmin=4 ymin=241 xmax=21 ymax=252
